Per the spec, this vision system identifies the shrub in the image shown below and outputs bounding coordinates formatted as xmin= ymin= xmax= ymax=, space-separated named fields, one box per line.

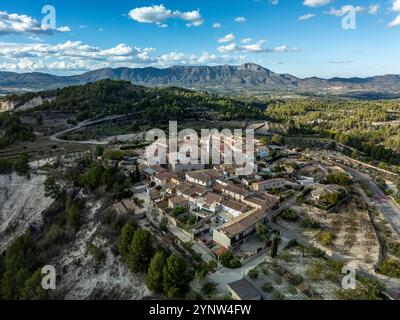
xmin=281 ymin=209 xmax=298 ymax=222
xmin=201 ymin=282 xmax=217 ymax=296
xmin=208 ymin=260 xmax=218 ymax=271
xmin=377 ymin=259 xmax=400 ymax=278
xmin=229 ymin=259 xmax=242 ymax=269
xmin=262 ymin=282 xmax=274 ymax=293
xmin=220 ymin=251 xmax=242 ymax=269
xmin=336 ymin=278 xmax=385 ymax=300
xmin=271 ymin=290 xmax=285 ymax=300
xmin=326 ymin=172 xmax=352 ymax=186
xmin=149 ymin=181 xmax=156 ymax=188
xmin=309 ymin=247 xmax=326 ymax=258
xmin=248 ymin=269 xmax=259 ymax=280
xmin=317 ymin=231 xmax=334 ymax=246
xmin=388 ymin=242 xmax=400 ymax=258
xmin=301 ymin=216 xmax=321 ymax=229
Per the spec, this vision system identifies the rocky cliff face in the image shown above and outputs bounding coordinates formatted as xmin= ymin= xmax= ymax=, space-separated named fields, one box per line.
xmin=0 ymin=172 xmax=149 ymax=300
xmin=0 ymin=100 xmax=17 ymax=112
xmin=52 ymin=200 xmax=150 ymax=300
xmin=0 ymin=96 xmax=55 ymax=113
xmin=0 ymin=173 xmax=53 ymax=252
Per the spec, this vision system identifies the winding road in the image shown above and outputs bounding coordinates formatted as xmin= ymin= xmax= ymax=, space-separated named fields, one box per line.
xmin=49 ymin=115 xmax=138 ymax=145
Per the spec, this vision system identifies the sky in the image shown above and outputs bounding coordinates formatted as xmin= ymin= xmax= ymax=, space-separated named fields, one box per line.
xmin=0 ymin=0 xmax=400 ymax=78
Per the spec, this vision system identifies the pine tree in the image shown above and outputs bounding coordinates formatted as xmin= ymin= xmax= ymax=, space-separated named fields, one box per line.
xmin=271 ymin=233 xmax=279 ymax=258
xmin=135 ymin=162 xmax=141 ymax=182
xmin=118 ymin=224 xmax=135 ymax=263
xmin=127 ymin=229 xmax=153 ymax=273
xmin=146 ymin=251 xmax=166 ymax=293
xmin=163 ymin=255 xmax=187 ymax=298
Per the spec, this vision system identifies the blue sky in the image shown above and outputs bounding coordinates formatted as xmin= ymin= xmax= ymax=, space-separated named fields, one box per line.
xmin=0 ymin=0 xmax=399 ymax=78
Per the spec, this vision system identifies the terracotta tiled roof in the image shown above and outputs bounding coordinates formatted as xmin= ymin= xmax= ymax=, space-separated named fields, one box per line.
xmin=186 ymin=169 xmax=220 ymax=183
xmin=204 ymin=192 xmax=224 ymax=205
xmin=222 ymin=199 xmax=248 ymax=213
xmin=222 ymin=184 xmax=248 ymax=196
xmin=221 ymin=209 xmax=265 ymax=237
xmin=169 ymin=196 xmax=187 ymax=206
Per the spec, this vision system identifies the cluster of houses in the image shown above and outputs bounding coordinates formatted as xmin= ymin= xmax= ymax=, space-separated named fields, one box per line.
xmin=133 ymin=134 xmax=353 ymax=260
xmin=141 ymin=156 xmax=286 ymax=252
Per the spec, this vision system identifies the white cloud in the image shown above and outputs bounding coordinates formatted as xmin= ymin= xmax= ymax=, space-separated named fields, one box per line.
xmin=303 ymin=0 xmax=331 ymax=7
xmin=299 ymin=13 xmax=316 ymax=21
xmin=0 ymin=11 xmax=71 ymax=36
xmin=368 ymin=4 xmax=379 ymax=15
xmin=128 ymin=4 xmax=204 ymax=27
xmin=388 ymin=14 xmax=400 ymax=27
xmin=388 ymin=1 xmax=400 ymax=27
xmin=273 ymin=45 xmax=301 ymax=52
xmin=326 ymin=6 xmax=365 ymax=17
xmin=234 ymin=17 xmax=247 ymax=23
xmin=217 ymin=40 xmax=299 ymax=54
xmin=56 ymin=26 xmax=71 ymax=32
xmin=240 ymin=38 xmax=252 ymax=44
xmin=0 ymin=40 xmax=248 ymax=73
xmin=180 ymin=10 xmax=204 ymax=27
xmin=212 ymin=22 xmax=222 ymax=28
xmin=393 ymin=0 xmax=400 ymax=12
xmin=217 ymin=33 xmax=236 ymax=43
xmin=217 ymin=43 xmax=238 ymax=53
xmin=128 ymin=5 xmax=171 ymax=24
xmin=326 ymin=59 xmax=352 ymax=64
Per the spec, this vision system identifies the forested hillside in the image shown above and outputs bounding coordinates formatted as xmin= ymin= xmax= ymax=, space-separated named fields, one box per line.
xmin=265 ymin=99 xmax=400 ymax=165
xmin=21 ymin=80 xmax=265 ymax=123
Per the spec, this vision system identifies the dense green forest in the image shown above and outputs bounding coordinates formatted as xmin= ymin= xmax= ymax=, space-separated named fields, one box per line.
xmin=265 ymin=99 xmax=400 ymax=165
xmin=25 ymin=80 xmax=265 ymax=123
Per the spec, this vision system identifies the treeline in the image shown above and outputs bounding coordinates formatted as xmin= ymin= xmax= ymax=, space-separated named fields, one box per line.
xmin=118 ymin=224 xmax=191 ymax=298
xmin=265 ymin=99 xmax=400 ymax=165
xmin=22 ymin=80 xmax=265 ymax=124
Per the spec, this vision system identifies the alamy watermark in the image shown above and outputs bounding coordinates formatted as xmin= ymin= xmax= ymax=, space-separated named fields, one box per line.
xmin=341 ymin=5 xmax=358 ymax=30
xmin=41 ymin=5 xmax=57 ymax=31
xmin=41 ymin=265 xmax=56 ymax=290
xmin=341 ymin=264 xmax=356 ymax=290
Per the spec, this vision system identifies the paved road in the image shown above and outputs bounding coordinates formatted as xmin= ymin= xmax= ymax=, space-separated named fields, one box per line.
xmin=49 ymin=115 xmax=131 ymax=145
xmin=347 ymin=167 xmax=400 ymax=237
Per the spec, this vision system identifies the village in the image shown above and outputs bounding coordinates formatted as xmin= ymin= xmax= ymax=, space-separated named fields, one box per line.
xmin=19 ymin=123 xmax=398 ymax=300
xmin=96 ymin=127 xmax=388 ymax=300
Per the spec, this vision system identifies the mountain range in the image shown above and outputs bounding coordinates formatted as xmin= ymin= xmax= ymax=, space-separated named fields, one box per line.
xmin=1 ymin=63 xmax=400 ymax=98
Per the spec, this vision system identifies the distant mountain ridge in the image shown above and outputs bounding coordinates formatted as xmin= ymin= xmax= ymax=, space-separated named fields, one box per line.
xmin=1 ymin=63 xmax=400 ymax=97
